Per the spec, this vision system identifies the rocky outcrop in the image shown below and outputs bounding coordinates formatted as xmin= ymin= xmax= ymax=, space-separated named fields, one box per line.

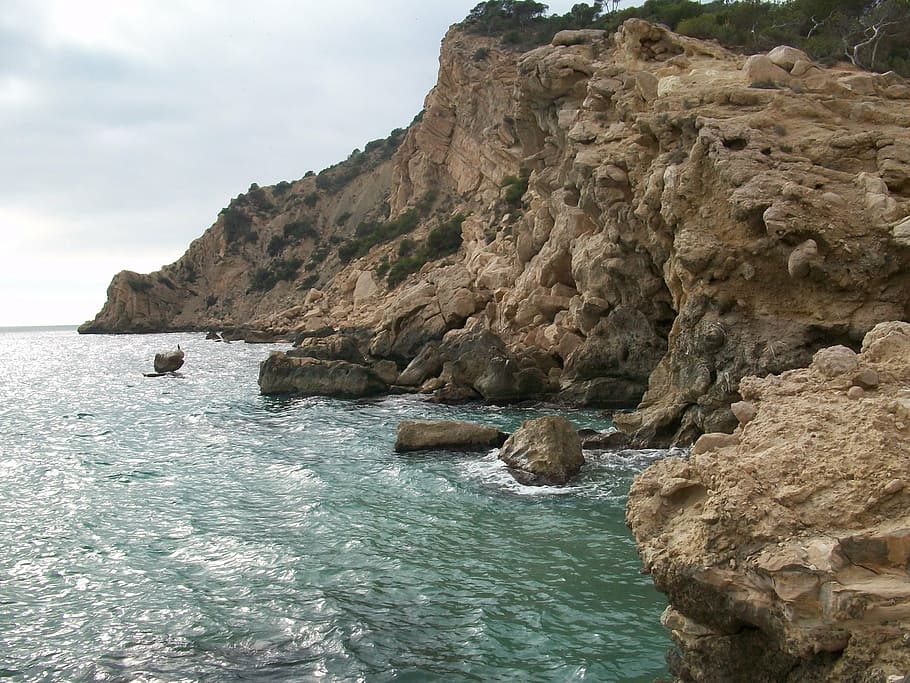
xmin=258 ymin=352 xmax=387 ymax=398
xmin=394 ymin=420 xmax=508 ymax=452
xmin=499 ymin=415 xmax=584 ymax=485
xmin=153 ymin=346 xmax=185 ymax=373
xmin=626 ymin=321 xmax=910 ymax=681
xmin=82 ymin=19 xmax=910 ymax=443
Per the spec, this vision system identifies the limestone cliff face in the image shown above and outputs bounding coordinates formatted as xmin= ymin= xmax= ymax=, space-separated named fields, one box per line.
xmin=82 ymin=20 xmax=910 ymax=444
xmin=627 ymin=321 xmax=910 ymax=681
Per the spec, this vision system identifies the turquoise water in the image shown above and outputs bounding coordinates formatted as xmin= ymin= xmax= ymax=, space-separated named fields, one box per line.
xmin=0 ymin=329 xmax=670 ymax=682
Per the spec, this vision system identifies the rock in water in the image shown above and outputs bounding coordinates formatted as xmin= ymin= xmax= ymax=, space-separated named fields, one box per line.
xmin=394 ymin=420 xmax=508 ymax=452
xmin=498 ymin=416 xmax=584 ymax=486
xmin=153 ymin=346 xmax=185 ymax=373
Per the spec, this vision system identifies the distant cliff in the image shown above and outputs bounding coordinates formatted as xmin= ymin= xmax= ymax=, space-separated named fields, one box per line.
xmin=82 ymin=19 xmax=910 ymax=445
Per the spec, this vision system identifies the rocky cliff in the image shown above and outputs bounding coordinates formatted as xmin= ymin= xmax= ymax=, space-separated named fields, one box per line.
xmin=627 ymin=321 xmax=910 ymax=681
xmin=81 ymin=20 xmax=910 ymax=444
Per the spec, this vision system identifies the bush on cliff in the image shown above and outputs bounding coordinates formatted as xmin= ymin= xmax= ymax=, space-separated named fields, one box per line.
xmin=248 ymin=258 xmax=302 ymax=293
xmin=386 ymin=213 xmax=466 ymax=287
xmin=461 ymin=0 xmax=910 ymax=76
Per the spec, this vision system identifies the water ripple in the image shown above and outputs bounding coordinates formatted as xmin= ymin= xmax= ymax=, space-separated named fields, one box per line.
xmin=0 ymin=329 xmax=671 ymax=682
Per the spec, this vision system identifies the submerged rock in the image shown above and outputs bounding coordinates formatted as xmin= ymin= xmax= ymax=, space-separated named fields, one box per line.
xmin=499 ymin=416 xmax=584 ymax=486
xmin=394 ymin=420 xmax=508 ymax=452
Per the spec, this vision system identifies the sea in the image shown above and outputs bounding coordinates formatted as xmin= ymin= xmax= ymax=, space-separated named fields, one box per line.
xmin=0 ymin=327 xmax=672 ymax=682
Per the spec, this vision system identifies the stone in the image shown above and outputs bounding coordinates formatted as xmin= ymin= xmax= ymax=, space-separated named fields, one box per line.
xmin=153 ymin=346 xmax=185 ymax=373
xmin=894 ymin=217 xmax=910 ymax=248
xmin=690 ymin=431 xmax=739 ymax=455
xmin=579 ymin=429 xmax=631 ymax=450
xmin=847 ymin=385 xmax=864 ymax=400
xmin=499 ymin=416 xmax=585 ymax=486
xmin=767 ymin=46 xmax=810 ymax=72
xmin=352 ymin=270 xmax=379 ymax=308
xmin=551 ymin=29 xmax=606 ymax=47
xmin=811 ymin=345 xmax=859 ymax=377
xmin=394 ymin=420 xmax=508 ymax=452
xmin=853 ymin=369 xmax=880 ymax=390
xmin=258 ymin=353 xmax=387 ymax=398
xmin=861 ymin=321 xmax=910 ymax=362
xmin=787 ymin=239 xmax=817 ymax=279
xmin=372 ymin=359 xmax=400 ymax=385
xmin=743 ymin=54 xmax=790 ymax=86
xmin=730 ymin=400 xmax=757 ymax=425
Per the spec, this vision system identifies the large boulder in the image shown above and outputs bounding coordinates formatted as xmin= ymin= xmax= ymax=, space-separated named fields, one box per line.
xmin=394 ymin=420 xmax=508 ymax=452
xmin=153 ymin=346 xmax=184 ymax=373
xmin=498 ymin=416 xmax=585 ymax=486
xmin=258 ymin=352 xmax=387 ymax=398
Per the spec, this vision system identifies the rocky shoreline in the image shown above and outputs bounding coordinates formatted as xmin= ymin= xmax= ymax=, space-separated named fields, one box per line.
xmin=80 ymin=16 xmax=910 ymax=682
xmin=627 ymin=321 xmax=910 ymax=681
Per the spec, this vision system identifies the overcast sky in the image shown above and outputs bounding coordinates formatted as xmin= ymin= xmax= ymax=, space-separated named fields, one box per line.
xmin=1 ymin=0 xmax=610 ymax=326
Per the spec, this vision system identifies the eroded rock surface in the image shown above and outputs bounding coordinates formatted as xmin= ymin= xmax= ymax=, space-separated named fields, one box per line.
xmin=627 ymin=321 xmax=910 ymax=681
xmin=82 ymin=21 xmax=910 ymax=444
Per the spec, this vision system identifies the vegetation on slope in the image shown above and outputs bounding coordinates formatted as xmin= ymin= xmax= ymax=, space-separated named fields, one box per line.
xmin=462 ymin=0 xmax=910 ymax=75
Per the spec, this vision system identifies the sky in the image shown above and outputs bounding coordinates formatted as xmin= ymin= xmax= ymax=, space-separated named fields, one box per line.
xmin=1 ymin=0 xmax=610 ymax=326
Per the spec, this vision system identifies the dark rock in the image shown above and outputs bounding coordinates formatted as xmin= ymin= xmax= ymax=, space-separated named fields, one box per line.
xmin=258 ymin=352 xmax=387 ymax=397
xmin=205 ymin=330 xmax=222 ymax=341
xmin=153 ymin=346 xmax=185 ymax=373
xmin=499 ymin=416 xmax=585 ymax=486
xmin=394 ymin=420 xmax=508 ymax=452
xmin=579 ymin=429 xmax=632 ymax=450
xmin=398 ymin=342 xmax=445 ymax=387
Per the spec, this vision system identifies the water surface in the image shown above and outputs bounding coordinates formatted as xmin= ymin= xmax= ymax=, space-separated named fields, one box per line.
xmin=0 ymin=329 xmax=671 ymax=681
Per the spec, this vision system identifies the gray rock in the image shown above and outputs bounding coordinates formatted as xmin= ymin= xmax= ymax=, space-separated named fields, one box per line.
xmin=394 ymin=420 xmax=508 ymax=453
xmin=153 ymin=346 xmax=185 ymax=373
xmin=499 ymin=416 xmax=585 ymax=486
xmin=258 ymin=352 xmax=387 ymax=397
xmin=551 ymin=29 xmax=606 ymax=47
xmin=787 ymin=239 xmax=817 ymax=279
xmin=811 ymin=345 xmax=859 ymax=378
xmin=852 ymin=368 xmax=880 ymax=389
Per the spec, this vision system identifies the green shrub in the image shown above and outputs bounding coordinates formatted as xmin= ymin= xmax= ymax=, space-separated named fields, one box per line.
xmin=303 ymin=192 xmax=319 ymax=207
xmin=387 ymin=254 xmax=428 ymax=287
xmin=126 ymin=275 xmax=153 ymax=293
xmin=221 ymin=206 xmax=254 ymax=244
xmin=283 ymin=218 xmax=318 ymax=241
xmin=336 ymin=211 xmax=352 ymax=226
xmin=274 ymin=180 xmax=292 ymax=195
xmin=375 ymin=256 xmax=390 ymax=278
xmin=426 ymin=213 xmax=465 ymax=259
xmin=398 ymin=238 xmax=416 ymax=258
xmin=267 ymin=235 xmax=289 ymax=256
xmin=502 ymin=174 xmax=529 ymax=206
xmin=248 ymin=258 xmax=302 ymax=292
xmin=297 ymin=273 xmax=319 ymax=290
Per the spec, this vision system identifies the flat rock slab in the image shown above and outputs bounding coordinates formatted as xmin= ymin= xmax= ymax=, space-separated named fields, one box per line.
xmin=394 ymin=420 xmax=508 ymax=453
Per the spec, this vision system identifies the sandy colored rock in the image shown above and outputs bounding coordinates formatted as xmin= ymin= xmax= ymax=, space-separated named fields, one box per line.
xmin=627 ymin=324 xmax=910 ymax=681
xmin=499 ymin=416 xmax=584 ymax=486
xmin=767 ymin=45 xmax=810 ymax=72
xmin=394 ymin=420 xmax=507 ymax=452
